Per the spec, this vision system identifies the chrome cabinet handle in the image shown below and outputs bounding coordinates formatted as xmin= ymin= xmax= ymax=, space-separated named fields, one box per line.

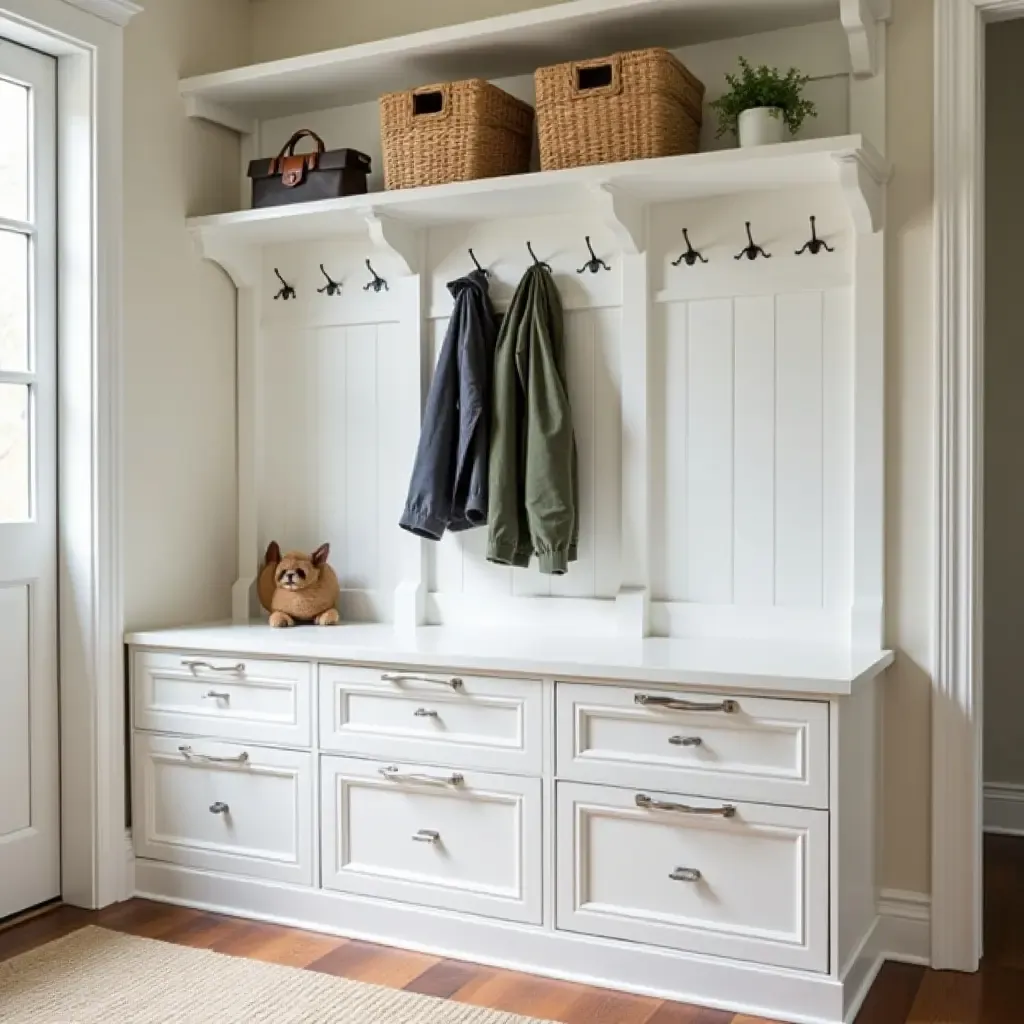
xmin=178 ymin=745 xmax=250 ymax=766
xmin=381 ymin=673 xmax=463 ymax=691
xmin=378 ymin=765 xmax=464 ymax=787
xmin=669 ymin=867 xmax=702 ymax=882
xmin=202 ymin=690 xmax=231 ymax=702
xmin=412 ymin=829 xmax=440 ymax=843
xmin=209 ymin=802 xmax=230 ymax=815
xmin=635 ymin=694 xmax=738 ymax=714
xmin=635 ymin=793 xmax=736 ymax=818
xmin=668 ymin=735 xmax=703 ymax=747
xmin=182 ymin=659 xmax=245 ymax=676
xmin=414 ymin=708 xmax=439 ymax=718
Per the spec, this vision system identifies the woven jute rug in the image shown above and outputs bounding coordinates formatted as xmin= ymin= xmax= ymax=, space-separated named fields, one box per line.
xmin=0 ymin=925 xmax=554 ymax=1023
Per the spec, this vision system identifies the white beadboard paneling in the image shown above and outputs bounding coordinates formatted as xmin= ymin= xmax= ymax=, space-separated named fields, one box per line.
xmin=313 ymin=328 xmax=348 ymax=557
xmin=775 ymin=292 xmax=825 ymax=609
xmin=686 ymin=299 xmax=734 ymax=604
xmin=733 ymin=296 xmax=776 ymax=606
xmin=593 ymin=307 xmax=623 ymax=599
xmin=823 ymin=288 xmax=854 ymax=611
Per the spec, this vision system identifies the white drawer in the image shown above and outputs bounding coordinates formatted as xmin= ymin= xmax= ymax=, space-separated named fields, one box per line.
xmin=133 ymin=734 xmax=313 ymax=885
xmin=318 ymin=665 xmax=543 ymax=773
xmin=556 ymin=683 xmax=828 ymax=809
xmin=556 ymin=781 xmax=828 ymax=972
xmin=133 ymin=651 xmax=311 ymax=747
xmin=320 ymin=754 xmax=542 ymax=924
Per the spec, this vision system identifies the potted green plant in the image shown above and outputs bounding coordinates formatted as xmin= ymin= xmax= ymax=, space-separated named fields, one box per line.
xmin=710 ymin=57 xmax=817 ymax=148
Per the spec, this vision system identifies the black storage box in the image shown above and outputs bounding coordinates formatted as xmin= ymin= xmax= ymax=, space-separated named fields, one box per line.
xmin=247 ymin=130 xmax=372 ymax=208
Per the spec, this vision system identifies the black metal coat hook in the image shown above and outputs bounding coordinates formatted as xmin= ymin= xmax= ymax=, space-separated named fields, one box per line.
xmin=468 ymin=248 xmax=489 ymax=276
xmin=273 ymin=268 xmax=296 ymax=300
xmin=734 ymin=222 xmax=772 ymax=261
xmin=577 ymin=236 xmax=610 ymax=274
xmin=363 ymin=259 xmax=389 ymax=293
xmin=317 ymin=264 xmax=343 ymax=296
xmin=795 ymin=216 xmax=835 ymax=255
xmin=526 ymin=240 xmax=551 ymax=272
xmin=671 ymin=229 xmax=708 ymax=267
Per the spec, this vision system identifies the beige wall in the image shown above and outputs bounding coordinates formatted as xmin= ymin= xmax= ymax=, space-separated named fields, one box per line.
xmin=984 ymin=20 xmax=1024 ymax=788
xmin=121 ymin=0 xmax=250 ymax=630
xmin=242 ymin=0 xmax=938 ymax=896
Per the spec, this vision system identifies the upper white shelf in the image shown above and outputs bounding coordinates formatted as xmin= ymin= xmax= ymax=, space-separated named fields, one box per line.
xmin=180 ymin=0 xmax=890 ymax=134
xmin=188 ymin=135 xmax=887 ymax=279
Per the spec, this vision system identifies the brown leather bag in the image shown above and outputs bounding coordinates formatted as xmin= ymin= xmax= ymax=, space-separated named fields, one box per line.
xmin=247 ymin=130 xmax=372 ymax=208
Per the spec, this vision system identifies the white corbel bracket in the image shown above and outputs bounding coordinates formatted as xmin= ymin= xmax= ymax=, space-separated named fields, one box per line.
xmin=834 ymin=146 xmax=890 ymax=235
xmin=183 ymin=95 xmax=258 ymax=137
xmin=589 ymin=183 xmax=646 ymax=255
xmin=190 ymin=229 xmax=262 ymax=289
xmin=840 ymin=0 xmax=892 ymax=78
xmin=364 ymin=212 xmax=421 ymax=275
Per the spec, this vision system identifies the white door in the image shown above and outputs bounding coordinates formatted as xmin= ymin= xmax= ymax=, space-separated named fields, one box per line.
xmin=0 ymin=40 xmax=58 ymax=919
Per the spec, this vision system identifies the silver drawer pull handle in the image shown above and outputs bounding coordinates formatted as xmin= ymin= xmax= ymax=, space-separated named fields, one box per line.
xmin=414 ymin=708 xmax=439 ymax=718
xmin=379 ymin=765 xmax=464 ymax=787
xmin=381 ymin=673 xmax=463 ymax=691
xmin=202 ymin=690 xmax=231 ymax=702
xmin=669 ymin=867 xmax=702 ymax=883
xmin=209 ymin=802 xmax=230 ymax=815
xmin=178 ymin=745 xmax=250 ymax=766
xmin=182 ymin=659 xmax=245 ymax=676
xmin=668 ymin=735 xmax=702 ymax=747
xmin=635 ymin=694 xmax=738 ymax=714
xmin=412 ymin=829 xmax=440 ymax=843
xmin=635 ymin=793 xmax=736 ymax=818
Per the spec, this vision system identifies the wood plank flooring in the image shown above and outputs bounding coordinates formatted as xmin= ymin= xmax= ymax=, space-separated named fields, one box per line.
xmin=2 ymin=835 xmax=1023 ymax=1023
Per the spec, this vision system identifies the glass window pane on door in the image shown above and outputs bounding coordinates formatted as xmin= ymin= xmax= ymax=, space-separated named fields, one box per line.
xmin=0 ymin=78 xmax=28 ymax=222
xmin=0 ymin=383 xmax=28 ymax=522
xmin=0 ymin=230 xmax=28 ymax=371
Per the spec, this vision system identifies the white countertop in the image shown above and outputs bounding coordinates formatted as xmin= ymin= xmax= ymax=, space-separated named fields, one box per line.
xmin=126 ymin=622 xmax=894 ymax=696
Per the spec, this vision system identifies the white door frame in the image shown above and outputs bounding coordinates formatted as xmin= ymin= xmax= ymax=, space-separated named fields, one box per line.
xmin=933 ymin=0 xmax=1024 ymax=972
xmin=0 ymin=0 xmax=139 ymax=910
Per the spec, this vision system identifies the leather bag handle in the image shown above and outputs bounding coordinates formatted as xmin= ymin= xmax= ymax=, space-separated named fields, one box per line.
xmin=569 ymin=54 xmax=623 ymax=101
xmin=269 ymin=129 xmax=326 ymax=181
xmin=277 ymin=129 xmax=326 ymax=159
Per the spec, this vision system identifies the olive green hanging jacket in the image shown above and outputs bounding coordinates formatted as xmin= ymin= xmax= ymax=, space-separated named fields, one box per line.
xmin=486 ymin=264 xmax=578 ymax=575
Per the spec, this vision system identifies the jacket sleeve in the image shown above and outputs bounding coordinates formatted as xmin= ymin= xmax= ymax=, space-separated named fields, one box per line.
xmin=486 ymin=285 xmax=530 ymax=568
xmin=524 ymin=277 xmax=578 ymax=575
xmin=398 ymin=303 xmax=461 ymax=540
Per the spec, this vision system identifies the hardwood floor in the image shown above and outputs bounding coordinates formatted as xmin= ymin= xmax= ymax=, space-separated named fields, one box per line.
xmin=2 ymin=836 xmax=1023 ymax=1023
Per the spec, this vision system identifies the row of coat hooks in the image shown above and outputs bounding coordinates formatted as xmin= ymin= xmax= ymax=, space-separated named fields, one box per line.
xmin=272 ymin=218 xmax=832 ymax=298
xmin=673 ymin=216 xmax=834 ymax=266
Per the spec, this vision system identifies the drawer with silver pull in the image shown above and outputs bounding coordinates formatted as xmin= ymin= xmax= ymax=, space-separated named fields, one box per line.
xmin=555 ymin=781 xmax=828 ymax=971
xmin=556 ymin=683 xmax=828 ymax=809
xmin=320 ymin=754 xmax=542 ymax=923
xmin=132 ymin=734 xmax=313 ymax=884
xmin=318 ymin=664 xmax=542 ymax=773
xmin=133 ymin=651 xmax=311 ymax=747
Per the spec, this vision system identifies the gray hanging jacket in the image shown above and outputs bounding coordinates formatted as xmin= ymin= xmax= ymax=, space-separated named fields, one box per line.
xmin=399 ymin=269 xmax=498 ymax=540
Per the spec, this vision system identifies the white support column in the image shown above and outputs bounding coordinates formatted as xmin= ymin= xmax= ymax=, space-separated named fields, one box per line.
xmin=616 ymin=248 xmax=651 ymax=637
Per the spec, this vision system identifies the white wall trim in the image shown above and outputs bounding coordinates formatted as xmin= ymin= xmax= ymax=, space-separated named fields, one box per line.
xmin=933 ymin=0 xmax=1024 ymax=974
xmin=983 ymin=782 xmax=1024 ymax=835
xmin=0 ymin=0 xmax=132 ymax=909
xmin=876 ymin=889 xmax=931 ymax=966
xmin=58 ymin=0 xmax=141 ymax=27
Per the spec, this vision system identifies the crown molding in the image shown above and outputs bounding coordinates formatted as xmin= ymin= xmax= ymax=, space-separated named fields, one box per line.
xmin=59 ymin=0 xmax=142 ymax=27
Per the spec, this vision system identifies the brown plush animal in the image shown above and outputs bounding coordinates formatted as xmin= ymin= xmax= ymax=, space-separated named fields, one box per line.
xmin=258 ymin=540 xmax=340 ymax=627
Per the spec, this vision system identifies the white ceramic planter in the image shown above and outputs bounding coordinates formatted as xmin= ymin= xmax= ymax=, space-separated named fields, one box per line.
xmin=738 ymin=107 xmax=785 ymax=148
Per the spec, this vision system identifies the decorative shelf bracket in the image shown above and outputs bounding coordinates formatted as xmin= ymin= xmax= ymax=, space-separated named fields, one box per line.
xmin=189 ymin=230 xmax=262 ymax=289
xmin=834 ymin=149 xmax=888 ymax=234
xmin=364 ymin=212 xmax=420 ymax=276
xmin=183 ymin=94 xmax=257 ymax=137
xmin=840 ymin=0 xmax=892 ymax=79
xmin=589 ymin=183 xmax=645 ymax=255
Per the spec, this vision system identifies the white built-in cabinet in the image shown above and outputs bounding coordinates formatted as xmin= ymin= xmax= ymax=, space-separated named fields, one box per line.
xmin=129 ymin=3 xmax=897 ymax=1022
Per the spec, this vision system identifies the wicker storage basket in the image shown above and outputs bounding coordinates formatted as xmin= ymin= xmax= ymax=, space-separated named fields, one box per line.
xmin=534 ymin=48 xmax=704 ymax=171
xmin=380 ymin=79 xmax=534 ymax=190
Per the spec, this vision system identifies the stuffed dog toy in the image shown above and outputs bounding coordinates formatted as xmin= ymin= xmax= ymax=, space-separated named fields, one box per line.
xmin=258 ymin=540 xmax=340 ymax=627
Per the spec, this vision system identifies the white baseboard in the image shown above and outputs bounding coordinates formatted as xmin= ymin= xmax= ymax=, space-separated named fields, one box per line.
xmin=984 ymin=782 xmax=1024 ymax=836
xmin=875 ymin=889 xmax=931 ymax=965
